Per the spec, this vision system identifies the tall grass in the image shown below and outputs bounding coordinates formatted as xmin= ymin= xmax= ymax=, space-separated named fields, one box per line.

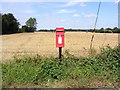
xmin=2 ymin=46 xmax=120 ymax=88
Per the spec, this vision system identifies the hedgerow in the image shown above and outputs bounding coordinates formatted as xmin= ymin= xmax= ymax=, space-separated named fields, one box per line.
xmin=2 ymin=46 xmax=120 ymax=88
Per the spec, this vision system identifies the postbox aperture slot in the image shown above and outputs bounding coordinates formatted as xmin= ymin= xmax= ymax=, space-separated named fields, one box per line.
xmin=56 ymin=31 xmax=64 ymax=32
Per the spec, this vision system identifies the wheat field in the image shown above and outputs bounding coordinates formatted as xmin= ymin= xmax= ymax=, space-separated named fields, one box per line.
xmin=1 ymin=32 xmax=118 ymax=61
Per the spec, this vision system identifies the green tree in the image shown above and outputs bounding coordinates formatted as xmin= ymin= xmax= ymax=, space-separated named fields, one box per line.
xmin=100 ymin=28 xmax=104 ymax=31
xmin=20 ymin=25 xmax=28 ymax=32
xmin=2 ymin=13 xmax=20 ymax=34
xmin=113 ymin=27 xmax=118 ymax=30
xmin=25 ymin=17 xmax=37 ymax=32
xmin=105 ymin=28 xmax=112 ymax=30
xmin=0 ymin=13 xmax=2 ymax=35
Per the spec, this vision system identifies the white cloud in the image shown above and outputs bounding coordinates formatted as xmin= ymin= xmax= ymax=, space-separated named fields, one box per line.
xmin=84 ymin=14 xmax=96 ymax=18
xmin=2 ymin=0 xmax=119 ymax=2
xmin=67 ymin=0 xmax=89 ymax=2
xmin=73 ymin=14 xmax=80 ymax=17
xmin=2 ymin=0 xmax=90 ymax=2
xmin=81 ymin=12 xmax=86 ymax=15
xmin=76 ymin=20 xmax=80 ymax=22
xmin=42 ymin=13 xmax=50 ymax=17
xmin=78 ymin=12 xmax=96 ymax=18
xmin=79 ymin=3 xmax=87 ymax=7
xmin=63 ymin=0 xmax=88 ymax=7
xmin=64 ymin=2 xmax=79 ymax=7
xmin=2 ymin=0 xmax=38 ymax=2
xmin=114 ymin=0 xmax=120 ymax=3
xmin=57 ymin=9 xmax=76 ymax=13
xmin=20 ymin=10 xmax=35 ymax=13
xmin=60 ymin=19 xmax=65 ymax=22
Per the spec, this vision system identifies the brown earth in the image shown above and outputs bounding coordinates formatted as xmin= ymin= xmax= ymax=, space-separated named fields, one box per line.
xmin=1 ymin=32 xmax=118 ymax=61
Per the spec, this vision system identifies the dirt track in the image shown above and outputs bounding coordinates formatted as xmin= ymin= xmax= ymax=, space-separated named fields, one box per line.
xmin=1 ymin=32 xmax=118 ymax=61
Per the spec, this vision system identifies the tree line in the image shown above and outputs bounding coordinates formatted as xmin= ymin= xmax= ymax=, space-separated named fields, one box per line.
xmin=38 ymin=28 xmax=120 ymax=33
xmin=1 ymin=13 xmax=120 ymax=34
xmin=2 ymin=13 xmax=37 ymax=34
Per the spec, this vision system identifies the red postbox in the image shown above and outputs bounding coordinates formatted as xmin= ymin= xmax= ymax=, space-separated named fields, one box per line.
xmin=56 ymin=28 xmax=64 ymax=47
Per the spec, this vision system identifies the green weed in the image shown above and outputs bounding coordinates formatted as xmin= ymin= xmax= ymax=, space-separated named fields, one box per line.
xmin=2 ymin=46 xmax=120 ymax=88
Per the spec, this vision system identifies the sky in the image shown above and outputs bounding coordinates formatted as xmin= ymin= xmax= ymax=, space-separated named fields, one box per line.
xmin=1 ymin=0 xmax=119 ymax=29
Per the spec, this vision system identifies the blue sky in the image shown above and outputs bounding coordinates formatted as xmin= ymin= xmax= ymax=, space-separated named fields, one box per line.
xmin=1 ymin=1 xmax=119 ymax=29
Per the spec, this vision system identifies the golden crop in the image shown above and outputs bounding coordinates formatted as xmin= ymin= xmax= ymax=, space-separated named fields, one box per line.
xmin=1 ymin=32 xmax=118 ymax=61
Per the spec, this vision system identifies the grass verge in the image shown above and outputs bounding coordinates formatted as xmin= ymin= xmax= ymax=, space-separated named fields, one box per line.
xmin=2 ymin=46 xmax=120 ymax=88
